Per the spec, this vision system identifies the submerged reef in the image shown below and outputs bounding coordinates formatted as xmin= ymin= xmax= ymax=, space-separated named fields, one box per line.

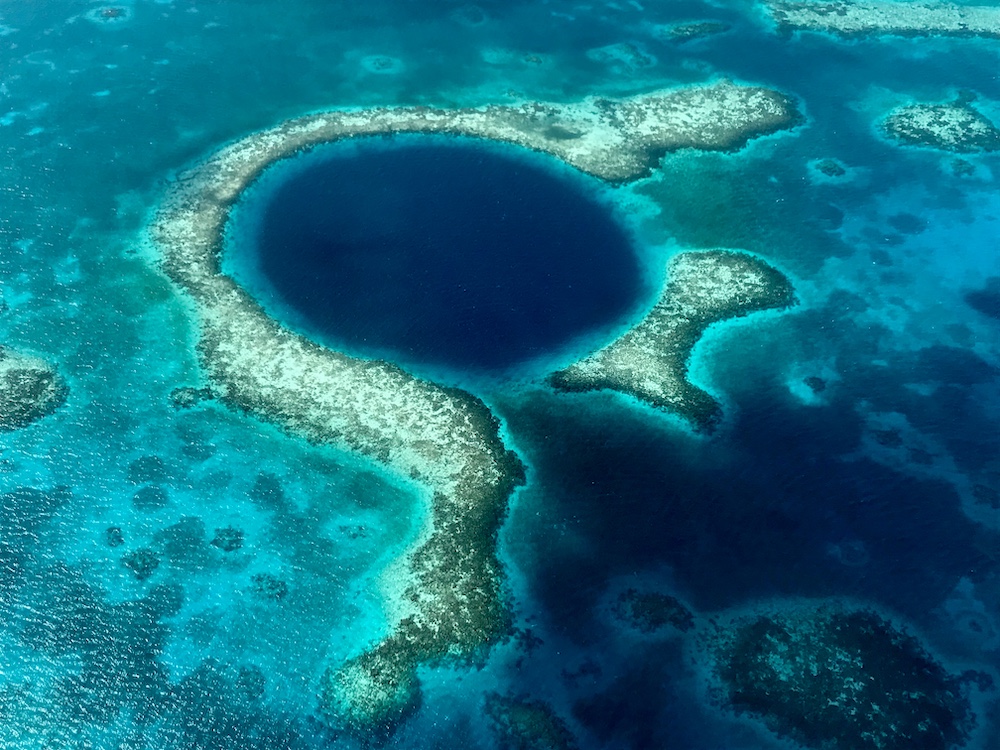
xmin=0 ymin=346 xmax=68 ymax=431
xmin=485 ymin=693 xmax=579 ymax=750
xmin=656 ymin=21 xmax=732 ymax=43
xmin=700 ymin=601 xmax=980 ymax=750
xmin=550 ymin=251 xmax=795 ymax=432
xmin=766 ymin=1 xmax=1000 ymax=39
xmin=148 ymin=84 xmax=798 ymax=730
xmin=883 ymin=98 xmax=1000 ymax=152
xmin=612 ymin=588 xmax=695 ymax=634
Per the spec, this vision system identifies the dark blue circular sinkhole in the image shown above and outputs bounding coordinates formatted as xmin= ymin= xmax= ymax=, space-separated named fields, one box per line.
xmin=230 ymin=136 xmax=645 ymax=374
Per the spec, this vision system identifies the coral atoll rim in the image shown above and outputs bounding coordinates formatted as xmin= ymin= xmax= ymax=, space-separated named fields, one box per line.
xmin=148 ymin=84 xmax=800 ymax=728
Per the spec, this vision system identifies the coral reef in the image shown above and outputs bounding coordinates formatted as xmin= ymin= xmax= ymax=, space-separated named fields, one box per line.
xmin=170 ymin=385 xmax=214 ymax=409
xmin=122 ymin=547 xmax=160 ymax=581
xmin=211 ymin=526 xmax=245 ymax=552
xmin=766 ymin=1 xmax=1000 ymax=39
xmin=0 ymin=346 xmax=68 ymax=431
xmin=656 ymin=21 xmax=731 ymax=43
xmin=148 ymin=83 xmax=799 ymax=729
xmin=700 ymin=600 xmax=980 ymax=750
xmin=83 ymin=6 xmax=133 ymax=25
xmin=612 ymin=588 xmax=695 ymax=633
xmin=251 ymin=573 xmax=288 ymax=601
xmin=883 ymin=97 xmax=1000 ymax=152
xmin=105 ymin=526 xmax=125 ymax=548
xmin=550 ymin=251 xmax=795 ymax=432
xmin=815 ymin=158 xmax=846 ymax=177
xmin=485 ymin=693 xmax=579 ymax=750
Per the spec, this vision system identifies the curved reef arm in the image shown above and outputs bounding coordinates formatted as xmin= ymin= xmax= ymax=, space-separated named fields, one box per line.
xmin=550 ymin=251 xmax=796 ymax=432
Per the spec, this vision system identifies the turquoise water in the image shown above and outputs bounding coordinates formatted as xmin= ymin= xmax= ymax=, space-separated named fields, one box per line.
xmin=1 ymin=2 xmax=998 ymax=749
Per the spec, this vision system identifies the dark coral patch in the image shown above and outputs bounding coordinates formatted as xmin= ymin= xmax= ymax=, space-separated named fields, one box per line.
xmin=612 ymin=588 xmax=695 ymax=633
xmin=705 ymin=603 xmax=977 ymax=750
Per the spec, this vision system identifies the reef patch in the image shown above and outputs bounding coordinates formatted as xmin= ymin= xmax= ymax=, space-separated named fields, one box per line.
xmin=883 ymin=97 xmax=1000 ymax=152
xmin=485 ymin=693 xmax=579 ymax=750
xmin=148 ymin=83 xmax=800 ymax=729
xmin=698 ymin=600 xmax=982 ymax=750
xmin=766 ymin=1 xmax=1000 ymax=39
xmin=0 ymin=346 xmax=68 ymax=432
xmin=612 ymin=588 xmax=695 ymax=634
xmin=549 ymin=250 xmax=796 ymax=432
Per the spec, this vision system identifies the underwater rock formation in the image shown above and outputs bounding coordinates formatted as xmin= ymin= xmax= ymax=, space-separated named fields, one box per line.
xmin=766 ymin=1 xmax=1000 ymax=39
xmin=656 ymin=21 xmax=731 ymax=43
xmin=550 ymin=251 xmax=796 ymax=432
xmin=883 ymin=98 xmax=1000 ymax=152
xmin=700 ymin=600 xmax=981 ymax=750
xmin=0 ymin=346 xmax=68 ymax=432
xmin=485 ymin=693 xmax=579 ymax=750
xmin=148 ymin=83 xmax=799 ymax=730
xmin=612 ymin=588 xmax=695 ymax=634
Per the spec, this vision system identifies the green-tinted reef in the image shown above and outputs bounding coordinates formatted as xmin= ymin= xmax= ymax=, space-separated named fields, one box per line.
xmin=701 ymin=601 xmax=979 ymax=750
xmin=550 ymin=251 xmax=796 ymax=432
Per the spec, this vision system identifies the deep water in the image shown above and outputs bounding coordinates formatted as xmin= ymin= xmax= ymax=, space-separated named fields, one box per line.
xmin=229 ymin=137 xmax=645 ymax=375
xmin=0 ymin=2 xmax=999 ymax=750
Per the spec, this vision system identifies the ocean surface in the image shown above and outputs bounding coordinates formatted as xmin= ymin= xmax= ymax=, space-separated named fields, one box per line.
xmin=0 ymin=2 xmax=998 ymax=749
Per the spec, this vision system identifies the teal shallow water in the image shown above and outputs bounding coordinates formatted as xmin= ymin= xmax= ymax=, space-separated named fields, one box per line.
xmin=1 ymin=2 xmax=999 ymax=749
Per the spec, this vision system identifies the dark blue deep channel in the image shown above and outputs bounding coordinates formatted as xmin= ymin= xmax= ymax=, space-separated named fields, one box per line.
xmin=229 ymin=136 xmax=645 ymax=375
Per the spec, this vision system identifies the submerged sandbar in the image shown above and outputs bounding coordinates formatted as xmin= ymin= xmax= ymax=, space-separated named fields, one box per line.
xmin=148 ymin=83 xmax=800 ymax=729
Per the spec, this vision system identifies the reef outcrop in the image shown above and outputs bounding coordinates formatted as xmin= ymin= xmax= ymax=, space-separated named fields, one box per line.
xmin=883 ymin=97 xmax=1000 ymax=152
xmin=766 ymin=1 xmax=1000 ymax=39
xmin=148 ymin=83 xmax=799 ymax=730
xmin=485 ymin=693 xmax=579 ymax=750
xmin=550 ymin=251 xmax=795 ymax=432
xmin=699 ymin=600 xmax=981 ymax=750
xmin=0 ymin=346 xmax=68 ymax=432
xmin=612 ymin=588 xmax=695 ymax=634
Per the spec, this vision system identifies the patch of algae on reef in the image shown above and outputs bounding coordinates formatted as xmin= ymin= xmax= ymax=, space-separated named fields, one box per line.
xmin=700 ymin=600 xmax=982 ymax=750
xmin=883 ymin=97 xmax=1000 ymax=153
xmin=765 ymin=0 xmax=1000 ymax=39
xmin=147 ymin=82 xmax=800 ymax=732
xmin=550 ymin=251 xmax=796 ymax=432
xmin=0 ymin=346 xmax=68 ymax=431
